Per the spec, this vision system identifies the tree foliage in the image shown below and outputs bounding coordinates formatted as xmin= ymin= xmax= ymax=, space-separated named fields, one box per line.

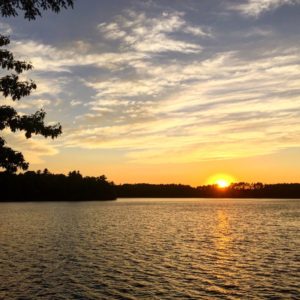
xmin=0 ymin=0 xmax=73 ymax=20
xmin=0 ymin=1 xmax=74 ymax=173
xmin=0 ymin=35 xmax=62 ymax=172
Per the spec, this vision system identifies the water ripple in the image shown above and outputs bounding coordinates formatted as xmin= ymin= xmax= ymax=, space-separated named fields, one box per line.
xmin=0 ymin=199 xmax=299 ymax=299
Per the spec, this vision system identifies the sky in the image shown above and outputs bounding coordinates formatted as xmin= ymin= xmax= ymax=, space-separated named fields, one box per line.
xmin=1 ymin=0 xmax=300 ymax=185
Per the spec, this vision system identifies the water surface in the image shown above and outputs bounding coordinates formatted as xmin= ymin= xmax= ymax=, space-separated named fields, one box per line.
xmin=0 ymin=199 xmax=299 ymax=299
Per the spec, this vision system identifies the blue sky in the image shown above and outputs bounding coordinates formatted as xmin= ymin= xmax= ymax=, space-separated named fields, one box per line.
xmin=2 ymin=0 xmax=300 ymax=184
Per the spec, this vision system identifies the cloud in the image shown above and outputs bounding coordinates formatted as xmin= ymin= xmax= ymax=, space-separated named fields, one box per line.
xmin=70 ymin=100 xmax=83 ymax=106
xmin=0 ymin=22 xmax=12 ymax=34
xmin=6 ymin=9 xmax=211 ymax=101
xmin=4 ymin=98 xmax=51 ymax=110
xmin=10 ymin=40 xmax=71 ymax=72
xmin=2 ymin=130 xmax=59 ymax=165
xmin=61 ymin=46 xmax=300 ymax=164
xmin=10 ymin=39 xmax=150 ymax=73
xmin=98 ymin=10 xmax=210 ymax=53
xmin=244 ymin=27 xmax=273 ymax=37
xmin=184 ymin=25 xmax=211 ymax=37
xmin=5 ymin=7 xmax=300 ymax=167
xmin=229 ymin=0 xmax=300 ymax=17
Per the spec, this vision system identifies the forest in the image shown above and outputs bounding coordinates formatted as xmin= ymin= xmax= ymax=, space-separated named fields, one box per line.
xmin=116 ymin=182 xmax=300 ymax=198
xmin=0 ymin=170 xmax=116 ymax=201
xmin=1 ymin=170 xmax=300 ymax=201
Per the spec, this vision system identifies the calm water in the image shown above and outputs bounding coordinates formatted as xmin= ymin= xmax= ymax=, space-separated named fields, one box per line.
xmin=0 ymin=199 xmax=299 ymax=299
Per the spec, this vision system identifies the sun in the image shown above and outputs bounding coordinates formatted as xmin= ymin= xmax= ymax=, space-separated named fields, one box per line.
xmin=206 ymin=173 xmax=235 ymax=188
xmin=215 ymin=179 xmax=230 ymax=188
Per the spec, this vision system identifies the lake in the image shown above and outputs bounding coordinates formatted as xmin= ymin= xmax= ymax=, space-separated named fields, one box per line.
xmin=0 ymin=199 xmax=299 ymax=299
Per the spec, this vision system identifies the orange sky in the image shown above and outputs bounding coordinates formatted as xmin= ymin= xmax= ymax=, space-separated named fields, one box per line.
xmin=30 ymin=147 xmax=300 ymax=186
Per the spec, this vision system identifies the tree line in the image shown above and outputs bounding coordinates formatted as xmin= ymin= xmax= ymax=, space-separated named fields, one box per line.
xmin=116 ymin=182 xmax=300 ymax=199
xmin=0 ymin=170 xmax=116 ymax=201
xmin=1 ymin=172 xmax=300 ymax=201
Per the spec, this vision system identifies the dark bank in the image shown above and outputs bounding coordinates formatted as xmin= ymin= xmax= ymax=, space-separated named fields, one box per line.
xmin=1 ymin=170 xmax=300 ymax=201
xmin=0 ymin=170 xmax=116 ymax=201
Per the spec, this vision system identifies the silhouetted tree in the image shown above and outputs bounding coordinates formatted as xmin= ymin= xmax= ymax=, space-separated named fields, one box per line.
xmin=68 ymin=170 xmax=82 ymax=179
xmin=0 ymin=170 xmax=117 ymax=201
xmin=116 ymin=182 xmax=300 ymax=198
xmin=0 ymin=1 xmax=74 ymax=173
xmin=0 ymin=0 xmax=73 ymax=20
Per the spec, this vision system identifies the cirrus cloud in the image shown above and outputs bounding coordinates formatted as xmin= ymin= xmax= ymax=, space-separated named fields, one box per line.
xmin=229 ymin=0 xmax=300 ymax=17
xmin=98 ymin=10 xmax=210 ymax=53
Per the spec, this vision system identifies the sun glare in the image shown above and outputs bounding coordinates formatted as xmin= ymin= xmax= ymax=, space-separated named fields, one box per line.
xmin=206 ymin=173 xmax=235 ymax=188
xmin=215 ymin=179 xmax=230 ymax=188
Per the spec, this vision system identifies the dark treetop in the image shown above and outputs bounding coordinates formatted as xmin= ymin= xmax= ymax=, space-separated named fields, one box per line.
xmin=116 ymin=182 xmax=300 ymax=199
xmin=0 ymin=0 xmax=73 ymax=20
xmin=0 ymin=170 xmax=116 ymax=201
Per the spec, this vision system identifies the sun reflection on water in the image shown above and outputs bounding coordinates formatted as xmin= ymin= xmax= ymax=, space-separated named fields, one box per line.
xmin=215 ymin=210 xmax=231 ymax=251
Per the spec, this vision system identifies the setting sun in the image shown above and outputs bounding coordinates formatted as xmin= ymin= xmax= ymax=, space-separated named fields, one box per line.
xmin=206 ymin=174 xmax=236 ymax=188
xmin=216 ymin=179 xmax=230 ymax=188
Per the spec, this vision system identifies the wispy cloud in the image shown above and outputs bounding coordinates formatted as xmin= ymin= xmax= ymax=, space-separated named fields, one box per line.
xmin=244 ymin=27 xmax=273 ymax=37
xmin=229 ymin=0 xmax=300 ymax=17
xmin=0 ymin=22 xmax=12 ymax=34
xmin=5 ymin=6 xmax=300 ymax=168
xmin=10 ymin=39 xmax=150 ymax=72
xmin=98 ymin=10 xmax=210 ymax=53
xmin=2 ymin=130 xmax=59 ymax=164
xmin=62 ymin=47 xmax=300 ymax=164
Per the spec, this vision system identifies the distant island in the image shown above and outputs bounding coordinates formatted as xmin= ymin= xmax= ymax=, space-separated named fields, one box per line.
xmin=1 ymin=170 xmax=300 ymax=201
